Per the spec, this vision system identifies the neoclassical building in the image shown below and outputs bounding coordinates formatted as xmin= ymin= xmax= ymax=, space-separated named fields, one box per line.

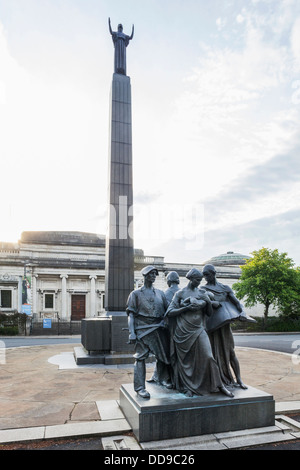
xmin=0 ymin=231 xmax=265 ymax=330
xmin=0 ymin=232 xmax=104 ymax=322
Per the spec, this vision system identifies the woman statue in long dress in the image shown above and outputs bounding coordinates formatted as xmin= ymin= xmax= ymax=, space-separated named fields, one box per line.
xmin=202 ymin=264 xmax=254 ymax=389
xmin=109 ymin=18 xmax=134 ymax=75
xmin=166 ymin=269 xmax=234 ymax=398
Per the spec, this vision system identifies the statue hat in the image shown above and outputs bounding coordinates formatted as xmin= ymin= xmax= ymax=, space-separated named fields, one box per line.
xmin=141 ymin=265 xmax=159 ymax=276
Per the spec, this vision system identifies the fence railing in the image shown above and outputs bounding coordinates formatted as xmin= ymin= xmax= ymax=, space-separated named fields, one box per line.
xmin=29 ymin=317 xmax=82 ymax=336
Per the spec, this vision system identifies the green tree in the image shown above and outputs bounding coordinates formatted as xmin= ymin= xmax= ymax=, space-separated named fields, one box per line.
xmin=233 ymin=247 xmax=298 ymax=325
xmin=277 ymin=267 xmax=300 ymax=319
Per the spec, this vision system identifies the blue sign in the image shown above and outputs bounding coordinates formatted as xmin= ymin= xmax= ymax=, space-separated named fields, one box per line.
xmin=43 ymin=319 xmax=52 ymax=329
xmin=21 ymin=304 xmax=32 ymax=315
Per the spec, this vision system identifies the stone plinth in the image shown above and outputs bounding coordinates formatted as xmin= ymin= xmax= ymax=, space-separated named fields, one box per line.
xmin=74 ymin=346 xmax=135 ymax=365
xmin=81 ymin=315 xmax=133 ymax=354
xmin=76 ymin=316 xmax=134 ymax=365
xmin=119 ymin=382 xmax=275 ymax=443
xmin=81 ymin=318 xmax=111 ymax=353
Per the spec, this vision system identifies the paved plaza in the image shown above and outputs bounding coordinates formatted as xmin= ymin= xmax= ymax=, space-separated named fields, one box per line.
xmin=0 ymin=342 xmax=300 ymax=449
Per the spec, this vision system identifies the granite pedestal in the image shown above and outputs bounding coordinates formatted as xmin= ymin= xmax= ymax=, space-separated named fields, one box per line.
xmin=81 ymin=318 xmax=111 ymax=354
xmin=119 ymin=382 xmax=275 ymax=443
xmin=75 ymin=315 xmax=134 ymax=365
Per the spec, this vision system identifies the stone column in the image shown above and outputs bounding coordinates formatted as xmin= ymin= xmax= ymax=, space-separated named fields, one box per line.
xmin=89 ymin=275 xmax=97 ymax=317
xmin=32 ymin=274 xmax=38 ymax=315
xmin=105 ymin=72 xmax=134 ymax=314
xmin=60 ymin=274 xmax=68 ymax=319
xmin=18 ymin=276 xmax=22 ymax=313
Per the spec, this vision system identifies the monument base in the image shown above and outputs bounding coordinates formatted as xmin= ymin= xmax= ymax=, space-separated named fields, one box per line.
xmin=77 ymin=314 xmax=134 ymax=365
xmin=74 ymin=346 xmax=136 ymax=365
xmin=77 ymin=315 xmax=154 ymax=365
xmin=119 ymin=382 xmax=275 ymax=443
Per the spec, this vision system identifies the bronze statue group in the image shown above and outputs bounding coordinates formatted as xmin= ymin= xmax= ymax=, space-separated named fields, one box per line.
xmin=126 ymin=265 xmax=255 ymax=399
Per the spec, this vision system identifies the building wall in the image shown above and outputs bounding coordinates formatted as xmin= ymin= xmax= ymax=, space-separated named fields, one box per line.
xmin=0 ymin=273 xmax=21 ymax=313
xmin=32 ymin=271 xmax=106 ymax=320
xmin=0 ymin=234 xmax=106 ymax=320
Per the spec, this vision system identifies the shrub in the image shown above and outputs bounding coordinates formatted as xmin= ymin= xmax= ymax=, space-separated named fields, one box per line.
xmin=231 ymin=316 xmax=300 ymax=332
xmin=0 ymin=312 xmax=28 ymax=336
xmin=0 ymin=326 xmax=19 ymax=336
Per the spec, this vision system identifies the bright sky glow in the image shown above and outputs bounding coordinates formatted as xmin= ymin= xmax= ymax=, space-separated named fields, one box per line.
xmin=1 ymin=0 xmax=300 ymax=265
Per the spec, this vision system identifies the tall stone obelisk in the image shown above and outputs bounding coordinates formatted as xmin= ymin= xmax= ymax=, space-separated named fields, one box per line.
xmin=75 ymin=20 xmax=135 ymax=363
xmin=105 ymin=19 xmax=134 ymax=324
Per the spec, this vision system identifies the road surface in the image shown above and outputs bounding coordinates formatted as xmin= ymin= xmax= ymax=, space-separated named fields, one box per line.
xmin=1 ymin=333 xmax=300 ymax=354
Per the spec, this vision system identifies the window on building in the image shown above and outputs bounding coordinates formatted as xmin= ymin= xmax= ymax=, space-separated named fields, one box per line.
xmin=0 ymin=290 xmax=12 ymax=308
xmin=45 ymin=293 xmax=54 ymax=309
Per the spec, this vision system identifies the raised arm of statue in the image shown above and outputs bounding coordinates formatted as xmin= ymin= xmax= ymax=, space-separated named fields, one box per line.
xmin=129 ymin=24 xmax=134 ymax=40
xmin=108 ymin=17 xmax=113 ymax=35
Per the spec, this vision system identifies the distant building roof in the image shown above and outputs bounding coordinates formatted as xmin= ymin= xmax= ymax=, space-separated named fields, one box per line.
xmin=20 ymin=231 xmax=106 ymax=247
xmin=19 ymin=231 xmax=144 ymax=255
xmin=204 ymin=251 xmax=251 ymax=266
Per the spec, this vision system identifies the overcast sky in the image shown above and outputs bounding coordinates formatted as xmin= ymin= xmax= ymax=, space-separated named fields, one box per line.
xmin=1 ymin=0 xmax=300 ymax=265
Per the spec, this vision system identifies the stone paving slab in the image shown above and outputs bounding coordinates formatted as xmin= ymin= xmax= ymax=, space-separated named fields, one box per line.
xmin=96 ymin=400 xmax=124 ymax=420
xmin=276 ymin=401 xmax=300 ymax=413
xmin=219 ymin=429 xmax=295 ymax=450
xmin=276 ymin=414 xmax=300 ymax=432
xmin=0 ymin=418 xmax=131 ymax=444
xmin=45 ymin=419 xmax=131 ymax=440
xmin=0 ymin=426 xmax=45 ymax=444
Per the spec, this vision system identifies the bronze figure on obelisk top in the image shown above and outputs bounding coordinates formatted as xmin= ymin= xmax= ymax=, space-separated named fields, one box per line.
xmin=109 ymin=18 xmax=134 ymax=76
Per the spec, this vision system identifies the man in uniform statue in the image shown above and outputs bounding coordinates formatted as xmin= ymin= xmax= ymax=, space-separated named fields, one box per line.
xmin=202 ymin=264 xmax=255 ymax=389
xmin=126 ymin=266 xmax=172 ymax=399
